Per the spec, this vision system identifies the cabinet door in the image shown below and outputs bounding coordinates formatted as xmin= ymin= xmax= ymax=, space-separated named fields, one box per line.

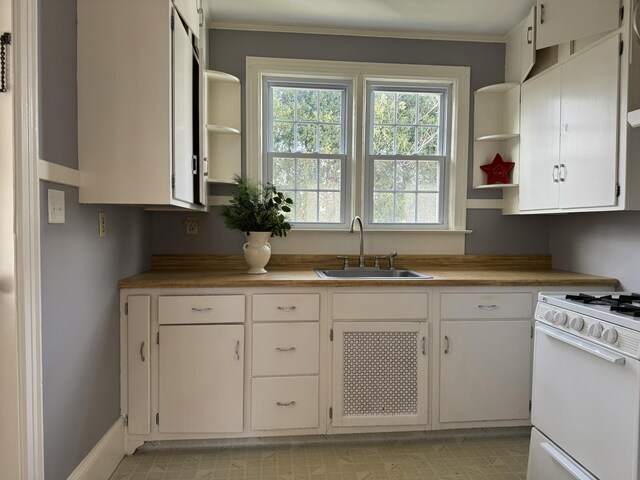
xmin=536 ymin=0 xmax=620 ymax=50
xmin=521 ymin=7 xmax=536 ymax=82
xmin=559 ymin=36 xmax=620 ymax=209
xmin=172 ymin=9 xmax=195 ymax=204
xmin=127 ymin=296 xmax=151 ymax=435
xmin=440 ymin=320 xmax=531 ymax=423
xmin=158 ymin=324 xmax=244 ymax=433
xmin=332 ymin=322 xmax=428 ymax=427
xmin=519 ymin=67 xmax=562 ymax=211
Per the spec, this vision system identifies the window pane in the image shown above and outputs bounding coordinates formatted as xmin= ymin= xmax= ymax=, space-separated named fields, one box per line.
xmin=417 ymin=126 xmax=439 ymax=155
xmin=396 ymin=126 xmax=416 ymax=155
xmin=296 ymin=124 xmax=318 ymax=153
xmin=373 ymin=160 xmax=395 ymax=191
xmin=272 ymin=122 xmax=294 ymax=152
xmin=419 ymin=93 xmax=440 ymax=125
xmin=319 ymin=158 xmax=341 ymax=190
xmin=418 ymin=161 xmax=439 ymax=191
xmin=281 ymin=190 xmax=295 ymax=221
xmin=373 ymin=126 xmax=394 ymax=155
xmin=373 ymin=91 xmax=395 ymax=124
xmin=319 ymin=124 xmax=341 ymax=154
xmin=273 ymin=157 xmax=295 ymax=189
xmin=417 ymin=193 xmax=439 ymax=223
xmin=319 ymin=90 xmax=342 ymax=123
xmin=373 ymin=192 xmax=394 ymax=223
xmin=396 ymin=193 xmax=416 ymax=223
xmin=272 ymin=88 xmax=295 ymax=121
xmin=396 ymin=160 xmax=417 ymax=191
xmin=296 ymin=158 xmax=318 ymax=190
xmin=295 ymin=191 xmax=318 ymax=222
xmin=397 ymin=93 xmax=417 ymax=125
xmin=319 ymin=192 xmax=341 ymax=222
xmin=296 ymin=89 xmax=318 ymax=122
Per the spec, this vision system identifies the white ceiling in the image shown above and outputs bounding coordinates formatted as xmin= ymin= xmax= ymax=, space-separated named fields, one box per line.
xmin=206 ymin=0 xmax=534 ymax=41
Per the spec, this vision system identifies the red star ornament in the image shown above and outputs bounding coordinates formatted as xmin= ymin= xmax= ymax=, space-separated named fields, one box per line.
xmin=480 ymin=154 xmax=515 ymax=185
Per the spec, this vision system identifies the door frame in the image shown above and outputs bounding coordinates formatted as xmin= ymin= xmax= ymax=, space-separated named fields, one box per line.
xmin=13 ymin=0 xmax=45 ymax=477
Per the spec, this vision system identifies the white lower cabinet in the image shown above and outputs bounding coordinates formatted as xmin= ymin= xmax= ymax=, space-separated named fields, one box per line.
xmin=121 ymin=286 xmax=607 ymax=445
xmin=251 ymin=376 xmax=319 ymax=430
xmin=158 ymin=324 xmax=244 ymax=433
xmin=332 ymin=321 xmax=429 ymax=427
xmin=440 ymin=320 xmax=532 ymax=423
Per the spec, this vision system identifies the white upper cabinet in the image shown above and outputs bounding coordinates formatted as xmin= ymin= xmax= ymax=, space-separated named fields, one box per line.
xmin=519 ymin=67 xmax=562 ymax=211
xmin=536 ymin=0 xmax=621 ymax=50
xmin=173 ymin=0 xmax=201 ymax=33
xmin=521 ymin=7 xmax=537 ymax=82
xmin=519 ymin=35 xmax=620 ymax=212
xmin=77 ymin=0 xmax=206 ymax=210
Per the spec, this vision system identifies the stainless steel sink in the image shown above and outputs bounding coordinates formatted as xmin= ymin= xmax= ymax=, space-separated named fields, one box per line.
xmin=315 ymin=268 xmax=432 ymax=279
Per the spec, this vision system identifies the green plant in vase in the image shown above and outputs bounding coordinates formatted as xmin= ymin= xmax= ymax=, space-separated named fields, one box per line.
xmin=220 ymin=176 xmax=293 ymax=274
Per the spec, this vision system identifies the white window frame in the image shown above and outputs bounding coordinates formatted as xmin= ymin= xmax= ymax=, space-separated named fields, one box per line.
xmin=246 ymin=57 xmax=470 ymax=235
xmin=364 ymin=81 xmax=452 ymax=229
xmin=263 ymin=77 xmax=353 ymax=229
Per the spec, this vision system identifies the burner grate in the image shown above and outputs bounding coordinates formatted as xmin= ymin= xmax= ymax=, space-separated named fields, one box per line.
xmin=566 ymin=293 xmax=640 ymax=317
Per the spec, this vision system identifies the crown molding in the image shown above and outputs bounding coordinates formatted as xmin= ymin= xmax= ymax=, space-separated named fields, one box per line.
xmin=209 ymin=21 xmax=508 ymax=44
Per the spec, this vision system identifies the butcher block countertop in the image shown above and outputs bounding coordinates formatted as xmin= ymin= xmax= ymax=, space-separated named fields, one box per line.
xmin=118 ymin=255 xmax=619 ymax=289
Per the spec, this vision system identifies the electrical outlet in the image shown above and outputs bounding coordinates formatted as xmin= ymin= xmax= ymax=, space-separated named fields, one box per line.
xmin=184 ymin=217 xmax=198 ymax=235
xmin=98 ymin=212 xmax=107 ymax=237
xmin=47 ymin=189 xmax=65 ymax=224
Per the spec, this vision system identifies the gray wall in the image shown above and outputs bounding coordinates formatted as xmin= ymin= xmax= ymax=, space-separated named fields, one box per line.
xmin=39 ymin=1 xmax=152 ymax=478
xmin=152 ymin=29 xmax=550 ymax=255
xmin=550 ymin=212 xmax=640 ymax=291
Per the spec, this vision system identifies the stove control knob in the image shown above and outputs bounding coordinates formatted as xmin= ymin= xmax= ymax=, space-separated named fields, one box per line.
xmin=553 ymin=311 xmax=568 ymax=326
xmin=588 ymin=323 xmax=603 ymax=338
xmin=544 ymin=310 xmax=555 ymax=322
xmin=602 ymin=328 xmax=618 ymax=345
xmin=570 ymin=316 xmax=584 ymax=331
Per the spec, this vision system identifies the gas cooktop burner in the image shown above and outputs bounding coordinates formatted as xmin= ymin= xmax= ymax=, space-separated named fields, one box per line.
xmin=566 ymin=293 xmax=640 ymax=317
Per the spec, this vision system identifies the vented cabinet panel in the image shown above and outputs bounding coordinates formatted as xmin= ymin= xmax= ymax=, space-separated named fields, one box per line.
xmin=332 ymin=322 xmax=428 ymax=427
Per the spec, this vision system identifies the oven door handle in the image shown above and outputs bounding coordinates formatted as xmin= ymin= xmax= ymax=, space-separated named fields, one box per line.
xmin=540 ymin=442 xmax=597 ymax=480
xmin=536 ymin=324 xmax=626 ymax=365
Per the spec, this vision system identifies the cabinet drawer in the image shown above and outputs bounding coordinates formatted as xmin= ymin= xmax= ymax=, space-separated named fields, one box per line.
xmin=251 ymin=376 xmax=319 ymax=430
xmin=158 ymin=295 xmax=245 ymax=325
xmin=252 ymin=294 xmax=320 ymax=322
xmin=440 ymin=293 xmax=532 ymax=319
xmin=332 ymin=293 xmax=428 ymax=320
xmin=252 ymin=323 xmax=319 ymax=376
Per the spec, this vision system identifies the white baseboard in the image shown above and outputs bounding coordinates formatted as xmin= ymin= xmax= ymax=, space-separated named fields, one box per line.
xmin=67 ymin=416 xmax=125 ymax=480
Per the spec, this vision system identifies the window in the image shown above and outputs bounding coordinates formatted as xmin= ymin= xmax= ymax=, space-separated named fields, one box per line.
xmin=265 ymin=80 xmax=351 ymax=226
xmin=247 ymin=57 xmax=470 ymax=235
xmin=366 ymin=84 xmax=449 ymax=227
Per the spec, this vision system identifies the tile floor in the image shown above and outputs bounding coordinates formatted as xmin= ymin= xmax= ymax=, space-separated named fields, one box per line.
xmin=109 ymin=435 xmax=529 ymax=480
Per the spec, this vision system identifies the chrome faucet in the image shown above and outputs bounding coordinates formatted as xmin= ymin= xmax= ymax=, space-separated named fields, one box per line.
xmin=349 ymin=215 xmax=366 ymax=267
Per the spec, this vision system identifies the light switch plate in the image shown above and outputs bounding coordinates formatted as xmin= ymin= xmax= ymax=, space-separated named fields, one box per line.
xmin=47 ymin=189 xmax=65 ymax=224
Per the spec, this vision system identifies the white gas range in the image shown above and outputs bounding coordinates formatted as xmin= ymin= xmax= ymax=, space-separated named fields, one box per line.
xmin=528 ymin=292 xmax=640 ymax=480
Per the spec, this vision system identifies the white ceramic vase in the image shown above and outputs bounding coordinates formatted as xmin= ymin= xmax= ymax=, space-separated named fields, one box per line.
xmin=243 ymin=231 xmax=272 ymax=274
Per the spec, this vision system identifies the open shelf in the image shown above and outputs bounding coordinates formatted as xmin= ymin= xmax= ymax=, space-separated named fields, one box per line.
xmin=204 ymin=69 xmax=241 ymax=183
xmin=206 ymin=125 xmax=241 ymax=135
xmin=472 ymin=83 xmax=521 ymax=190
xmin=475 ymin=133 xmax=520 ymax=142
xmin=474 ymin=183 xmax=519 ymax=189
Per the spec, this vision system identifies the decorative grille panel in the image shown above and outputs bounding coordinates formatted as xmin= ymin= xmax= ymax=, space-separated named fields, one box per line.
xmin=342 ymin=331 xmax=418 ymax=416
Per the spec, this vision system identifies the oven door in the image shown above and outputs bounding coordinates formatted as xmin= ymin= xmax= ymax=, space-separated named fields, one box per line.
xmin=528 ymin=428 xmax=597 ymax=480
xmin=532 ymin=323 xmax=640 ymax=480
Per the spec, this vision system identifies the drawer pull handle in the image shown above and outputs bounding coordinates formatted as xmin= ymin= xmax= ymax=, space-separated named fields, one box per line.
xmin=276 ymin=401 xmax=296 ymax=407
xmin=276 ymin=347 xmax=296 ymax=352
xmin=235 ymin=340 xmax=240 ymax=360
xmin=140 ymin=341 xmax=146 ymax=362
xmin=276 ymin=306 xmax=297 ymax=311
xmin=421 ymin=336 xmax=427 ymax=356
xmin=478 ymin=304 xmax=497 ymax=310
xmin=444 ymin=335 xmax=450 ymax=354
xmin=192 ymin=307 xmax=212 ymax=312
